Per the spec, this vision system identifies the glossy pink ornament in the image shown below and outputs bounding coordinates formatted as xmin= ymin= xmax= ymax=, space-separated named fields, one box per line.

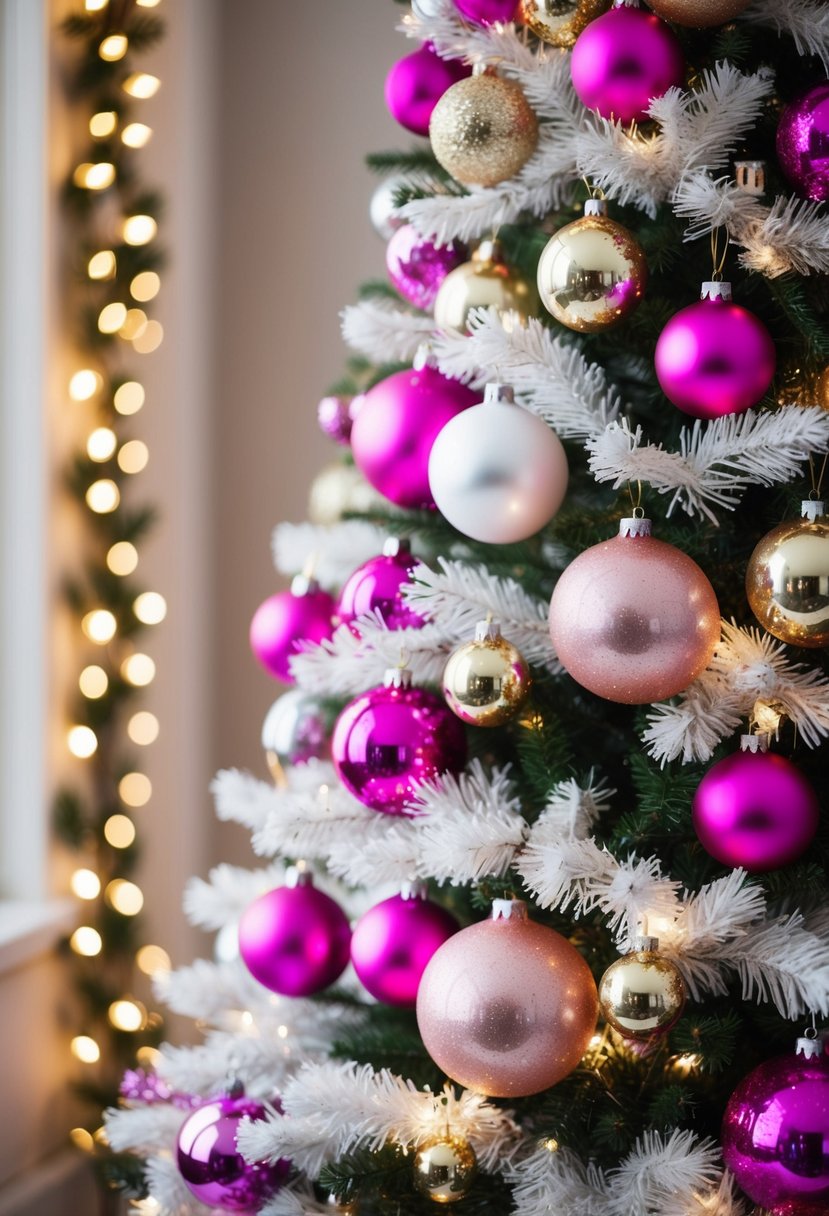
xmin=692 ymin=738 xmax=819 ymax=872
xmin=250 ymin=575 xmax=335 ymax=684
xmin=331 ymin=667 xmax=467 ymax=815
xmin=570 ymin=1 xmax=685 ymax=123
xmin=777 ymin=82 xmax=829 ymax=202
xmin=351 ymin=885 xmax=460 ymax=1007
xmin=655 ymin=282 xmax=777 ymax=419
xmin=238 ymin=870 xmax=351 ymax=996
xmin=548 ymin=517 xmax=720 ymax=704
xmin=416 ymin=900 xmax=598 ymax=1098
xmin=385 ymin=44 xmax=470 ymax=137
xmin=176 ymin=1092 xmax=290 ymax=1210
xmin=336 ymin=538 xmax=425 ymax=632
xmin=453 ymin=0 xmax=519 ymax=23
xmin=722 ymin=1037 xmax=829 ymax=1210
xmin=350 ymin=356 xmax=477 ymax=510
xmin=386 ymin=224 xmax=467 ymax=312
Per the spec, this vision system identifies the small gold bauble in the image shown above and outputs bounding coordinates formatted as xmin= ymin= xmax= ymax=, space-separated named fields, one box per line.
xmin=442 ymin=621 xmax=531 ymax=727
xmin=434 ymin=238 xmax=539 ymax=334
xmin=429 ymin=73 xmax=538 ymax=188
xmin=413 ymin=1135 xmax=477 ymax=1205
xmin=537 ymin=202 xmax=647 ymax=333
xmin=598 ymin=938 xmax=686 ymax=1041
xmin=746 ymin=503 xmax=829 ymax=648
xmin=646 ymin=0 xmax=751 ymax=26
xmin=819 ymin=366 xmax=829 ymax=411
xmin=308 ymin=462 xmax=387 ymax=525
xmin=519 ymin=0 xmax=607 ymax=47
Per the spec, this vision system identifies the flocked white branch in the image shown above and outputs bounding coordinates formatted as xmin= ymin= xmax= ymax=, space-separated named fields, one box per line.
xmin=339 ymin=299 xmax=434 ymax=366
xmin=744 ymin=0 xmax=829 ymax=72
xmin=272 ymin=520 xmax=392 ymax=589
xmin=183 ymin=862 xmax=287 ymax=932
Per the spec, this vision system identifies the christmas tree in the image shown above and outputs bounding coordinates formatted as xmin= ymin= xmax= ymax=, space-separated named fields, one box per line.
xmin=104 ymin=3 xmax=829 ymax=1214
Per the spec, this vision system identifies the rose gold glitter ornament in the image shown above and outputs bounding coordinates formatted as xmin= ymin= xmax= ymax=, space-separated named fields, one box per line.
xmin=429 ymin=71 xmax=538 ymax=188
xmin=442 ymin=619 xmax=531 ymax=726
xmin=416 ymin=899 xmax=598 ymax=1098
xmin=548 ymin=516 xmax=720 ymax=704
xmin=434 ymin=238 xmax=539 ymax=334
xmin=647 ymin=0 xmax=751 ymax=25
xmin=519 ymin=0 xmax=607 ymax=47
xmin=598 ymin=934 xmax=687 ymax=1042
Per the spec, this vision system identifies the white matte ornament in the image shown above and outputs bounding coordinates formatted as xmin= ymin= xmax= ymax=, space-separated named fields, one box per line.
xmin=428 ymin=385 xmax=568 ymax=544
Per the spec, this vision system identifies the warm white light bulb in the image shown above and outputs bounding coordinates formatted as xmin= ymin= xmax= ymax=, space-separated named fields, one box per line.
xmin=70 ymin=926 xmax=103 ymax=956
xmin=67 ymin=725 xmax=98 ymax=759
xmin=99 ymin=34 xmax=128 ymax=61
xmin=122 ymin=215 xmax=157 ymax=246
xmin=106 ymin=879 xmax=144 ymax=915
xmin=107 ymin=541 xmax=139 ymax=576
xmin=121 ymin=122 xmax=152 ymax=148
xmin=121 ymin=652 xmax=156 ymax=685
xmin=136 ymin=944 xmax=171 ymax=976
xmin=69 ymin=369 xmax=101 ymax=401
xmin=70 ymin=869 xmax=102 ymax=900
xmin=118 ymin=772 xmax=152 ymax=807
xmin=71 ymin=1035 xmax=101 ymax=1063
xmin=133 ymin=592 xmax=166 ymax=624
xmin=88 ymin=250 xmax=116 ymax=280
xmin=86 ymin=479 xmax=120 ymax=513
xmin=130 ymin=271 xmax=160 ymax=301
xmin=82 ymin=610 xmax=117 ymax=644
xmin=122 ymin=73 xmax=160 ymax=99
xmin=113 ymin=381 xmax=145 ymax=415
xmin=127 ymin=711 xmax=159 ymax=746
xmin=104 ymin=815 xmax=136 ymax=849
xmin=87 ymin=427 xmax=117 ymax=461
xmin=98 ymin=302 xmax=128 ymax=333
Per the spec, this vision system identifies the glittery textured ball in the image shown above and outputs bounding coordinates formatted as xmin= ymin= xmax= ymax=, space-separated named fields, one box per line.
xmin=317 ymin=395 xmax=353 ymax=446
xmin=176 ymin=1095 xmax=290 ymax=1210
xmin=336 ymin=543 xmax=425 ymax=632
xmin=434 ymin=239 xmax=539 ymax=334
xmin=350 ymin=890 xmax=459 ymax=1006
xmin=417 ymin=901 xmax=598 ymax=1097
xmin=598 ymin=946 xmax=686 ymax=1042
xmin=647 ymin=0 xmax=751 ymax=24
xmin=238 ymin=878 xmax=351 ymax=996
xmin=385 ymin=43 xmax=469 ymax=137
xmin=777 ymin=83 xmax=829 ymax=203
xmin=386 ymin=224 xmax=467 ymax=312
xmin=520 ymin=0 xmax=607 ymax=47
xmin=747 ymin=510 xmax=829 ymax=648
xmin=413 ymin=1135 xmax=477 ymax=1204
xmin=442 ymin=627 xmax=531 ymax=726
xmin=429 ymin=74 xmax=538 ymax=187
xmin=250 ymin=583 xmax=336 ymax=684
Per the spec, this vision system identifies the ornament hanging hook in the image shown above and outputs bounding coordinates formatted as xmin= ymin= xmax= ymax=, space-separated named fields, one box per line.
xmin=581 ymin=176 xmax=605 ymax=201
xmin=808 ymin=452 xmax=828 ymax=501
xmin=396 ymin=647 xmax=410 ymax=670
xmin=710 ymin=228 xmax=729 ymax=282
xmin=627 ymin=479 xmax=644 ymax=517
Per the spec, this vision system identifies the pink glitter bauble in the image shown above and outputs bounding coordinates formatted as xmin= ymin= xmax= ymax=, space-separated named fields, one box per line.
xmin=386 ymin=224 xmax=467 ymax=312
xmin=570 ymin=4 xmax=685 ymax=123
xmin=548 ymin=520 xmax=720 ymax=704
xmin=385 ymin=44 xmax=469 ymax=137
xmin=453 ymin=0 xmax=519 ymax=23
xmin=336 ymin=540 xmax=425 ymax=632
xmin=655 ymin=288 xmax=776 ymax=419
xmin=238 ymin=875 xmax=351 ymax=996
xmin=416 ymin=900 xmax=598 ymax=1098
xmin=350 ymin=362 xmax=477 ymax=510
xmin=331 ymin=671 xmax=467 ymax=815
xmin=351 ymin=888 xmax=460 ymax=1007
xmin=777 ymin=82 xmax=829 ymax=202
xmin=722 ymin=1046 xmax=829 ymax=1210
xmin=692 ymin=748 xmax=819 ymax=872
xmin=317 ymin=394 xmax=353 ymax=446
xmin=176 ymin=1094 xmax=290 ymax=1210
xmin=249 ymin=580 xmax=335 ymax=684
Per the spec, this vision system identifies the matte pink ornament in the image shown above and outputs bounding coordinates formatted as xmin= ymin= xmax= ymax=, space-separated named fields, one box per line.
xmin=570 ymin=1 xmax=685 ymax=124
xmin=655 ymin=282 xmax=776 ymax=419
xmin=249 ymin=576 xmax=335 ymax=684
xmin=386 ymin=224 xmax=467 ymax=312
xmin=176 ymin=1092 xmax=290 ymax=1210
xmin=331 ymin=667 xmax=467 ymax=815
xmin=385 ymin=43 xmax=470 ymax=137
xmin=416 ymin=900 xmax=598 ymax=1098
xmin=548 ymin=517 xmax=720 ymax=704
xmin=453 ymin=0 xmax=519 ymax=23
xmin=692 ymin=738 xmax=819 ymax=872
xmin=351 ymin=885 xmax=460 ymax=1007
xmin=777 ymin=82 xmax=829 ymax=203
xmin=336 ymin=538 xmax=425 ymax=632
xmin=350 ymin=357 xmax=478 ymax=510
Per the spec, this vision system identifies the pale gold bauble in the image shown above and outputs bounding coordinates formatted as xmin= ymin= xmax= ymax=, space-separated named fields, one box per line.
xmin=413 ymin=1135 xmax=477 ymax=1205
xmin=520 ymin=0 xmax=607 ymax=47
xmin=434 ymin=238 xmax=539 ymax=334
xmin=819 ymin=366 xmax=829 ymax=411
xmin=429 ymin=73 xmax=538 ymax=188
xmin=537 ymin=201 xmax=647 ymax=333
xmin=308 ymin=462 xmax=387 ymax=525
xmin=442 ymin=621 xmax=531 ymax=727
xmin=746 ymin=502 xmax=829 ymax=648
xmin=598 ymin=938 xmax=686 ymax=1042
xmin=646 ymin=0 xmax=751 ymax=27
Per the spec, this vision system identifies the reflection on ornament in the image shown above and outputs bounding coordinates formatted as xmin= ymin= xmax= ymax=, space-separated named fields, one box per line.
xmin=746 ymin=500 xmax=829 ymax=647
xmin=520 ymin=0 xmax=607 ymax=47
xmin=537 ymin=199 xmax=647 ymax=332
xmin=777 ymin=82 xmax=829 ymax=203
xmin=176 ymin=1091 xmax=290 ymax=1210
xmin=429 ymin=72 xmax=538 ymax=187
xmin=647 ymin=0 xmax=751 ymax=25
xmin=336 ymin=537 xmax=425 ymax=632
xmin=434 ymin=238 xmax=538 ymax=334
xmin=442 ymin=619 xmax=531 ymax=726
xmin=413 ymin=1134 xmax=477 ymax=1204
xmin=598 ymin=935 xmax=686 ymax=1042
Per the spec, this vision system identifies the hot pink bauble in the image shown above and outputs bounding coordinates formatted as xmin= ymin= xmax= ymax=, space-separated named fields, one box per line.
xmin=692 ymin=746 xmax=820 ymax=872
xmin=351 ymin=888 xmax=460 ymax=1007
xmin=570 ymin=3 xmax=685 ymax=123
xmin=238 ymin=874 xmax=351 ymax=996
xmin=336 ymin=539 xmax=425 ymax=632
xmin=386 ymin=224 xmax=467 ymax=312
xmin=331 ymin=670 xmax=467 ymax=815
xmin=777 ymin=82 xmax=829 ymax=203
xmin=416 ymin=900 xmax=598 ymax=1097
xmin=655 ymin=285 xmax=776 ymax=419
xmin=453 ymin=0 xmax=519 ymax=23
xmin=548 ymin=519 xmax=720 ymax=704
xmin=249 ymin=578 xmax=336 ymax=684
xmin=385 ymin=44 xmax=470 ymax=137
xmin=350 ymin=362 xmax=477 ymax=510
xmin=176 ymin=1094 xmax=290 ymax=1210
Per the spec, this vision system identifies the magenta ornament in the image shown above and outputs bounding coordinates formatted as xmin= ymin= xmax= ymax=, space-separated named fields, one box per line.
xmin=722 ymin=1039 xmax=829 ymax=1210
xmin=317 ymin=394 xmax=353 ymax=446
xmin=655 ymin=282 xmax=776 ymax=420
xmin=692 ymin=741 xmax=819 ymax=872
xmin=351 ymin=886 xmax=460 ymax=1006
xmin=238 ymin=871 xmax=351 ymax=996
xmin=385 ymin=44 xmax=469 ymax=137
xmin=386 ymin=224 xmax=467 ymax=312
xmin=331 ymin=667 xmax=467 ymax=815
xmin=570 ymin=2 xmax=685 ymax=124
xmin=176 ymin=1093 xmax=290 ymax=1210
xmin=336 ymin=538 xmax=425 ymax=632
xmin=777 ymin=82 xmax=829 ymax=202
xmin=249 ymin=576 xmax=335 ymax=684
xmin=453 ymin=0 xmax=519 ymax=24
xmin=350 ymin=358 xmax=477 ymax=510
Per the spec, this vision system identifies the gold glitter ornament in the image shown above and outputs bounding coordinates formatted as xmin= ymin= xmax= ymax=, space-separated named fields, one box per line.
xmin=413 ymin=1135 xmax=477 ymax=1204
xmin=598 ymin=935 xmax=687 ymax=1042
xmin=746 ymin=500 xmax=829 ymax=648
xmin=537 ymin=199 xmax=648 ymax=332
xmin=442 ymin=620 xmax=531 ymax=727
xmin=646 ymin=0 xmax=751 ymax=26
xmin=519 ymin=0 xmax=607 ymax=47
xmin=429 ymin=71 xmax=538 ymax=188
xmin=434 ymin=238 xmax=539 ymax=334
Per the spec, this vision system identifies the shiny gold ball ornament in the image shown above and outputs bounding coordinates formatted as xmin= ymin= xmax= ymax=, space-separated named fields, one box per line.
xmin=598 ymin=935 xmax=687 ymax=1042
xmin=413 ymin=1135 xmax=477 ymax=1204
xmin=537 ymin=199 xmax=648 ymax=333
xmin=519 ymin=0 xmax=607 ymax=47
xmin=646 ymin=0 xmax=752 ymax=25
xmin=429 ymin=71 xmax=538 ymax=188
xmin=746 ymin=500 xmax=829 ymax=648
xmin=434 ymin=238 xmax=539 ymax=334
xmin=442 ymin=620 xmax=531 ymax=727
